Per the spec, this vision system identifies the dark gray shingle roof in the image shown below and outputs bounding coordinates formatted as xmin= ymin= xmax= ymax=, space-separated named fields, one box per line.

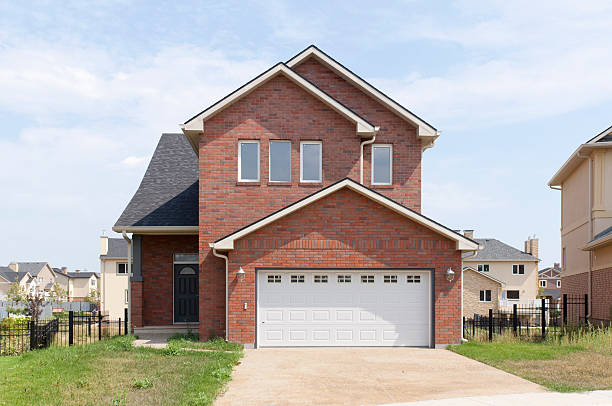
xmin=115 ymin=134 xmax=198 ymax=228
xmin=15 ymin=262 xmax=48 ymax=276
xmin=67 ymin=272 xmax=99 ymax=279
xmin=101 ymin=238 xmax=129 ymax=258
xmin=0 ymin=268 xmax=29 ymax=283
xmin=463 ymin=238 xmax=539 ymax=261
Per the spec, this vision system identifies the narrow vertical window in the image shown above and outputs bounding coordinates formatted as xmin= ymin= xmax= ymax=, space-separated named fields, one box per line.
xmin=300 ymin=141 xmax=322 ymax=182
xmin=238 ymin=140 xmax=259 ymax=182
xmin=269 ymin=141 xmax=291 ymax=182
xmin=372 ymin=145 xmax=392 ymax=185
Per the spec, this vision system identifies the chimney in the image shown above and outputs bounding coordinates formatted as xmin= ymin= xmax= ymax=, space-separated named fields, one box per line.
xmin=8 ymin=263 xmax=17 ymax=272
xmin=463 ymin=230 xmax=474 ymax=239
xmin=100 ymin=236 xmax=109 ymax=256
xmin=524 ymin=237 xmax=539 ymax=259
xmin=554 ymin=262 xmax=560 ymax=269
xmin=61 ymin=267 xmax=68 ymax=274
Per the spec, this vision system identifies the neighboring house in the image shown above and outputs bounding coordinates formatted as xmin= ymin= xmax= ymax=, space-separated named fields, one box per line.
xmin=462 ymin=231 xmax=539 ymax=307
xmin=462 ymin=266 xmax=504 ymax=317
xmin=549 ymin=125 xmax=612 ymax=322
xmin=53 ymin=267 xmax=71 ymax=299
xmin=99 ymin=236 xmax=130 ymax=319
xmin=66 ymin=271 xmax=99 ymax=302
xmin=8 ymin=262 xmax=56 ymax=295
xmin=0 ymin=266 xmax=33 ymax=298
xmin=113 ymin=45 xmax=479 ymax=348
xmin=538 ymin=263 xmax=562 ymax=299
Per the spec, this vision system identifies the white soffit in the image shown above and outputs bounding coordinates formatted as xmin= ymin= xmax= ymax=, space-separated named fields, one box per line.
xmin=211 ymin=178 xmax=478 ymax=251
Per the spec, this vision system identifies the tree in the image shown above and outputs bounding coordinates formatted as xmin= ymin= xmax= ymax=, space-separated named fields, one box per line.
xmin=85 ymin=289 xmax=100 ymax=310
xmin=7 ymin=283 xmax=45 ymax=320
xmin=49 ymin=283 xmax=67 ymax=302
xmin=7 ymin=283 xmax=26 ymax=303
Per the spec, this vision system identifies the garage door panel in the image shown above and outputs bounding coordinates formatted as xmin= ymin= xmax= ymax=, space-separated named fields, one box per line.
xmin=258 ymin=271 xmax=431 ymax=347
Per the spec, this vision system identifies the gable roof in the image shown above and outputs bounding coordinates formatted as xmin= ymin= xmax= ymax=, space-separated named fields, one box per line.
xmin=67 ymin=272 xmax=99 ymax=279
xmin=181 ymin=62 xmax=378 ymax=153
xmin=286 ymin=45 xmax=440 ymax=147
xmin=0 ymin=267 xmax=29 ymax=283
xmin=113 ymin=133 xmax=198 ymax=234
xmin=583 ymin=225 xmax=612 ymax=250
xmin=14 ymin=262 xmax=49 ymax=276
xmin=463 ymin=266 xmax=504 ymax=286
xmin=210 ymin=178 xmax=478 ymax=251
xmin=101 ymin=238 xmax=129 ymax=259
xmin=463 ymin=239 xmax=539 ymax=261
xmin=539 ymin=266 xmax=562 ymax=278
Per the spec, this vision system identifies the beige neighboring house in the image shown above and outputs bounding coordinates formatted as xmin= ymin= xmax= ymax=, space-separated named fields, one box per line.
xmin=549 ymin=125 xmax=612 ymax=322
xmin=462 ymin=230 xmax=540 ymax=310
xmin=0 ymin=266 xmax=35 ymax=298
xmin=99 ymin=236 xmax=130 ymax=319
xmin=6 ymin=262 xmax=57 ymax=297
xmin=462 ymin=266 xmax=504 ymax=317
xmin=65 ymin=271 xmax=99 ymax=301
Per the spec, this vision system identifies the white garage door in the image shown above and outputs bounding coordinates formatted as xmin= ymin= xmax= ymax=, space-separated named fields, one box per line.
xmin=257 ymin=270 xmax=431 ymax=347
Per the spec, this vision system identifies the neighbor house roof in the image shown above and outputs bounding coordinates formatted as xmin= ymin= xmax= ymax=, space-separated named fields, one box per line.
xmin=0 ymin=268 xmax=30 ymax=283
xmin=539 ymin=266 xmax=561 ymax=278
xmin=181 ymin=62 xmax=378 ymax=153
xmin=583 ymin=225 xmax=612 ymax=250
xmin=285 ymin=45 xmax=439 ymax=147
xmin=14 ymin=262 xmax=48 ymax=276
xmin=463 ymin=266 xmax=504 ymax=286
xmin=67 ymin=272 xmax=99 ymax=279
xmin=462 ymin=239 xmax=539 ymax=261
xmin=211 ymin=178 xmax=479 ymax=251
xmin=549 ymin=125 xmax=612 ymax=186
xmin=113 ymin=133 xmax=198 ymax=234
xmin=100 ymin=238 xmax=129 ymax=259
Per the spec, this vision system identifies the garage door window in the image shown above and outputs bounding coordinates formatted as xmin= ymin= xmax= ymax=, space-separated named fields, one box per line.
xmin=291 ymin=275 xmax=305 ymax=283
xmin=337 ymin=275 xmax=351 ymax=283
xmin=314 ymin=275 xmax=328 ymax=283
xmin=361 ymin=275 xmax=375 ymax=284
xmin=267 ymin=275 xmax=281 ymax=283
xmin=383 ymin=275 xmax=398 ymax=283
xmin=407 ymin=275 xmax=421 ymax=283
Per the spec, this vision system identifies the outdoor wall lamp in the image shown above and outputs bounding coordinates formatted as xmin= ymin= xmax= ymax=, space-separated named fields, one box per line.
xmin=446 ymin=267 xmax=455 ymax=282
xmin=236 ymin=267 xmax=246 ymax=281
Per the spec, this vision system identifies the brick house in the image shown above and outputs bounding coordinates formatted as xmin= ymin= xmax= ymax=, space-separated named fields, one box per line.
xmin=549 ymin=125 xmax=612 ymax=322
xmin=462 ymin=266 xmax=503 ymax=317
xmin=113 ymin=46 xmax=479 ymax=347
xmin=538 ymin=263 xmax=562 ymax=299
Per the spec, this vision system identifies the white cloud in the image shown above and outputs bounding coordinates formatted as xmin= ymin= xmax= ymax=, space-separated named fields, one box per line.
xmin=120 ymin=156 xmax=147 ymax=168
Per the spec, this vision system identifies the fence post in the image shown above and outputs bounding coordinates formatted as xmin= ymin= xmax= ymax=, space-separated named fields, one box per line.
xmin=68 ymin=311 xmax=74 ymax=346
xmin=124 ymin=308 xmax=128 ymax=335
xmin=541 ymin=298 xmax=546 ymax=339
xmin=118 ymin=318 xmax=121 ymax=336
xmin=488 ymin=308 xmax=493 ymax=342
xmin=98 ymin=313 xmax=102 ymax=341
xmin=562 ymin=294 xmax=567 ymax=326
xmin=29 ymin=320 xmax=36 ymax=351
xmin=513 ymin=304 xmax=518 ymax=335
xmin=88 ymin=315 xmax=91 ymax=337
xmin=584 ymin=293 xmax=589 ymax=324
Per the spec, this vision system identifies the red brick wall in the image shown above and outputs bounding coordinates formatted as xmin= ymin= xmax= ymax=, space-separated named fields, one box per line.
xmin=561 ymin=272 xmax=588 ymax=298
xmin=131 ymin=281 xmax=143 ymax=328
xmin=592 ymin=267 xmax=612 ymax=321
xmin=138 ymin=235 xmax=198 ymax=326
xmin=225 ymin=188 xmax=462 ymax=345
xmin=198 ymin=61 xmax=426 ymax=340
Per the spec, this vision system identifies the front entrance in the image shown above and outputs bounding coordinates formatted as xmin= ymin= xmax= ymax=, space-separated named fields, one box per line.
xmin=174 ymin=264 xmax=199 ymax=323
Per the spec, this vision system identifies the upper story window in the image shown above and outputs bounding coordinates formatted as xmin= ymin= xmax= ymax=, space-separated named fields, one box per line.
xmin=557 ymin=280 xmax=561 ymax=288
xmin=372 ymin=145 xmax=392 ymax=185
xmin=300 ymin=141 xmax=322 ymax=183
xmin=477 ymin=264 xmax=489 ymax=272
xmin=539 ymin=280 xmax=547 ymax=288
xmin=90 ymin=278 xmax=96 ymax=287
xmin=238 ymin=140 xmax=259 ymax=182
xmin=117 ymin=263 xmax=128 ymax=275
xmin=512 ymin=264 xmax=525 ymax=275
xmin=269 ymin=140 xmax=291 ymax=182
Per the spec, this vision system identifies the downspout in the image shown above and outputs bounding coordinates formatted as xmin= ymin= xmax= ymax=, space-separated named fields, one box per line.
xmin=359 ymin=129 xmax=379 ymax=184
xmin=577 ymin=151 xmax=593 ymax=318
xmin=122 ymin=230 xmax=132 ymax=332
xmin=210 ymin=244 xmax=229 ymax=341
xmin=461 ymin=249 xmax=479 ymax=342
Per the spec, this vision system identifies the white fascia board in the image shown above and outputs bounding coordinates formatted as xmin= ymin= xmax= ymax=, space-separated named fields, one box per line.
xmin=587 ymin=124 xmax=612 ymax=144
xmin=583 ymin=233 xmax=612 ymax=251
xmin=212 ymin=178 xmax=478 ymax=251
xmin=286 ymin=46 xmax=439 ymax=141
xmin=548 ymin=143 xmax=612 ymax=186
xmin=111 ymin=226 xmax=198 ymax=235
xmin=183 ymin=63 xmax=375 ymax=136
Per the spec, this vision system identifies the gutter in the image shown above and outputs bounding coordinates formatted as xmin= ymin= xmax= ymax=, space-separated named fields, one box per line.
xmin=359 ymin=128 xmax=379 ymax=184
xmin=122 ymin=230 xmax=132 ymax=332
xmin=210 ymin=244 xmax=229 ymax=341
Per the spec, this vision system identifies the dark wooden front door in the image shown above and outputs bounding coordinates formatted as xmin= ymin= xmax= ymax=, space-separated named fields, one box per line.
xmin=174 ymin=264 xmax=199 ymax=323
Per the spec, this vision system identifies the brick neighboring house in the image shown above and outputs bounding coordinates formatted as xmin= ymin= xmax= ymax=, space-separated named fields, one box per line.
xmin=462 ymin=266 xmax=504 ymax=317
xmin=549 ymin=125 xmax=612 ymax=322
xmin=113 ymin=46 xmax=479 ymax=348
xmin=538 ymin=263 xmax=562 ymax=299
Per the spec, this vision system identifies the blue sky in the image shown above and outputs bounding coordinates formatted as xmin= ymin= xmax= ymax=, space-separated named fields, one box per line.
xmin=1 ymin=1 xmax=611 ymax=272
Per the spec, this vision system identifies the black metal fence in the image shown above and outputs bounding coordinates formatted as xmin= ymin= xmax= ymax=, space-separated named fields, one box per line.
xmin=463 ymin=294 xmax=593 ymax=342
xmin=0 ymin=309 xmax=129 ymax=356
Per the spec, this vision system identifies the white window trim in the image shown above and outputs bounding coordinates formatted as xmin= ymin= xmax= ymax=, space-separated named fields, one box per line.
xmin=557 ymin=280 xmax=561 ymax=288
xmin=300 ymin=141 xmax=322 ymax=183
xmin=238 ymin=140 xmax=260 ymax=182
xmin=506 ymin=290 xmax=520 ymax=300
xmin=117 ymin=262 xmax=128 ymax=275
xmin=371 ymin=144 xmax=393 ymax=185
xmin=124 ymin=289 xmax=129 ymax=304
xmin=539 ymin=280 xmax=547 ymax=288
xmin=269 ymin=140 xmax=291 ymax=183
xmin=479 ymin=289 xmax=492 ymax=302
xmin=477 ymin=264 xmax=489 ymax=272
xmin=512 ymin=264 xmax=525 ymax=275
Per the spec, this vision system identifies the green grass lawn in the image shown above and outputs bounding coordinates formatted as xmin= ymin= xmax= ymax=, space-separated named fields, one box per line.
xmin=450 ymin=340 xmax=612 ymax=392
xmin=167 ymin=333 xmax=243 ymax=352
xmin=0 ymin=335 xmax=242 ymax=406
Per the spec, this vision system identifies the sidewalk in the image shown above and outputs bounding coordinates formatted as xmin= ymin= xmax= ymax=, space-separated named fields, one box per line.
xmin=381 ymin=391 xmax=612 ymax=406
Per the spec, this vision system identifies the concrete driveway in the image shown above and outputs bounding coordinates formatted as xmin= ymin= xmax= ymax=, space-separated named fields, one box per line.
xmin=215 ymin=348 xmax=544 ymax=406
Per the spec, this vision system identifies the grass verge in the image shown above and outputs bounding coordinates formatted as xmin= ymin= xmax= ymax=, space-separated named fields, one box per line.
xmin=167 ymin=333 xmax=243 ymax=352
xmin=0 ymin=335 xmax=242 ymax=406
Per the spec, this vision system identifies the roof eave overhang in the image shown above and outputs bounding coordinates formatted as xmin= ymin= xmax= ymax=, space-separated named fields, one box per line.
xmin=583 ymin=234 xmax=612 ymax=251
xmin=462 ymin=266 xmax=505 ymax=286
xmin=210 ymin=178 xmax=478 ymax=252
xmin=111 ymin=226 xmax=198 ymax=235
xmin=549 ymin=142 xmax=612 ymax=186
xmin=181 ymin=63 xmax=377 ymax=156
xmin=286 ymin=46 xmax=440 ymax=148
